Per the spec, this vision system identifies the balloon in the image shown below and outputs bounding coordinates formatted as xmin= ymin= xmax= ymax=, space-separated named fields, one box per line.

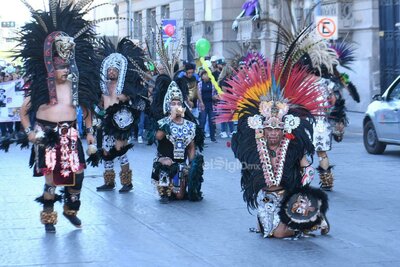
xmin=146 ymin=62 xmax=155 ymax=71
xmin=195 ymin=38 xmax=211 ymax=57
xmin=200 ymin=57 xmax=223 ymax=95
xmin=164 ymin=24 xmax=175 ymax=37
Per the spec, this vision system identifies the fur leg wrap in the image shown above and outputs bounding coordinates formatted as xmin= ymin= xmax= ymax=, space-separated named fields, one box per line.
xmin=63 ymin=205 xmax=78 ymax=216
xmin=104 ymin=170 xmax=116 ymax=185
xmin=157 ymin=185 xmax=167 ymax=197
xmin=120 ymin=169 xmax=132 ymax=185
xmin=166 ymin=184 xmax=173 ymax=197
xmin=35 ymin=184 xmax=62 ymax=210
xmin=40 ymin=211 xmax=58 ymax=225
xmin=157 ymin=184 xmax=173 ymax=197
xmin=317 ymin=166 xmax=334 ymax=190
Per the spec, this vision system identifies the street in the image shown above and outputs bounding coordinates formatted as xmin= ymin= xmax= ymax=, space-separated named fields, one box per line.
xmin=0 ymin=112 xmax=399 ymax=267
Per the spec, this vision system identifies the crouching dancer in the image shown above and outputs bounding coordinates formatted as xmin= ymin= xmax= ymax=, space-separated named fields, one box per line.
xmin=151 ymin=81 xmax=204 ymax=203
xmin=216 ymin=56 xmax=330 ymax=238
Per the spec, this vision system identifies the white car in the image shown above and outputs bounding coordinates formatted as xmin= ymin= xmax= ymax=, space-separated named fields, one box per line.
xmin=363 ymin=76 xmax=400 ymax=154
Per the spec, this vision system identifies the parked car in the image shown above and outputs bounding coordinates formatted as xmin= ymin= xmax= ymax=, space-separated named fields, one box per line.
xmin=363 ymin=75 xmax=400 ymax=154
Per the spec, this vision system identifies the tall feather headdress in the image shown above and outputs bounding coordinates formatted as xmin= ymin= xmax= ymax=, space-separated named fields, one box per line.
xmin=97 ymin=36 xmax=146 ymax=99
xmin=17 ymin=0 xmax=101 ymax=114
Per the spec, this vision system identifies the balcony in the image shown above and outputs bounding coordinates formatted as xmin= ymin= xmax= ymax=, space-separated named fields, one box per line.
xmin=236 ymin=17 xmax=263 ymax=42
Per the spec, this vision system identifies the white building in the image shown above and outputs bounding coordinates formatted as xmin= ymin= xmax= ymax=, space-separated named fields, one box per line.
xmin=112 ymin=0 xmax=381 ymax=112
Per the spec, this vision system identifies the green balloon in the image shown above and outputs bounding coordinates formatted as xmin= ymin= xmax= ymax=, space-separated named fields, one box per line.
xmin=195 ymin=38 xmax=211 ymax=57
xmin=148 ymin=62 xmax=155 ymax=71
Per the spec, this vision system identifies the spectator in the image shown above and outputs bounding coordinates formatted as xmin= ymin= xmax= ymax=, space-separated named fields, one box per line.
xmin=0 ymin=71 xmax=15 ymax=136
xmin=198 ymin=71 xmax=218 ymax=142
xmin=3 ymin=72 xmax=13 ymax=82
xmin=210 ymin=56 xmax=218 ymax=72
xmin=176 ymin=62 xmax=199 ymax=117
xmin=218 ymin=66 xmax=235 ymax=138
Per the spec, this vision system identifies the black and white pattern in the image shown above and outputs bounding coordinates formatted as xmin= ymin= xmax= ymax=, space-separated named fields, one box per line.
xmin=257 ymin=190 xmax=283 ymax=238
xmin=158 ymin=118 xmax=196 ymax=160
xmin=100 ymin=53 xmax=127 ymax=96
xmin=113 ymin=107 xmax=134 ymax=130
xmin=313 ymin=116 xmax=332 ymax=151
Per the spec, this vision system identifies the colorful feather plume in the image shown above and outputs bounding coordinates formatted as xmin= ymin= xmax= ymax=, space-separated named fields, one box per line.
xmin=215 ymin=63 xmax=323 ymax=123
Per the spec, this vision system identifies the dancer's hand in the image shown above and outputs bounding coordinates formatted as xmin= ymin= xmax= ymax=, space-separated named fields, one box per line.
xmin=86 ymin=133 xmax=95 ymax=145
xmin=28 ymin=132 xmax=36 ymax=143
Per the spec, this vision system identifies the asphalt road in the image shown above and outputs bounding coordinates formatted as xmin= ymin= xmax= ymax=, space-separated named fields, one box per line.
xmin=0 ymin=112 xmax=399 ymax=267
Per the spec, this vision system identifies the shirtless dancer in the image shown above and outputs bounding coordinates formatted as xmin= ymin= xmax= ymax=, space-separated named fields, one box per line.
xmin=96 ymin=38 xmax=145 ymax=193
xmin=17 ymin=1 xmax=100 ymax=233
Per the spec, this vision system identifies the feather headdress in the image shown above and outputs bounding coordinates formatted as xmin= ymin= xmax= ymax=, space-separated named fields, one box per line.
xmin=329 ymin=41 xmax=357 ymax=70
xmin=17 ymin=0 xmax=102 ymax=114
xmin=97 ymin=37 xmax=146 ymax=99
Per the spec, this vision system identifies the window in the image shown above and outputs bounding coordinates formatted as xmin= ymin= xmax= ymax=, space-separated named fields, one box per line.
xmin=148 ymin=8 xmax=157 ymax=60
xmin=161 ymin=5 xmax=170 ymax=19
xmin=388 ymin=83 xmax=400 ymax=100
xmin=134 ymin=12 xmax=142 ymax=39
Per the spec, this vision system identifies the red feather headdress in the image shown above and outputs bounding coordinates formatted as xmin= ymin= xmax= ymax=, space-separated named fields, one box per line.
xmin=216 ymin=62 xmax=323 ymax=126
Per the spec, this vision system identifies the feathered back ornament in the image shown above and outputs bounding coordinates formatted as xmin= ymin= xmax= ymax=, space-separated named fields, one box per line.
xmin=329 ymin=41 xmax=357 ymax=70
xmin=149 ymin=26 xmax=185 ymax=79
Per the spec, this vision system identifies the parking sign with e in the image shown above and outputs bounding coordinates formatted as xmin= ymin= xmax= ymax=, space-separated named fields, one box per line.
xmin=316 ymin=16 xmax=338 ymax=40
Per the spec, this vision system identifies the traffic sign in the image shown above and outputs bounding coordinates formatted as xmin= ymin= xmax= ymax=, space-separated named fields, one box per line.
xmin=316 ymin=16 xmax=338 ymax=40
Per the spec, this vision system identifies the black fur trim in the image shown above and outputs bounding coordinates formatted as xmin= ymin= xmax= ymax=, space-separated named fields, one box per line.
xmin=102 ymin=101 xmax=139 ymax=141
xmin=86 ymin=149 xmax=103 ymax=167
xmin=29 ymin=145 xmax=35 ymax=168
xmin=347 ymin=82 xmax=360 ymax=103
xmin=194 ymin=125 xmax=205 ymax=152
xmin=330 ymin=99 xmax=348 ymax=124
xmin=41 ymin=128 xmax=59 ymax=148
xmin=102 ymin=144 xmax=133 ymax=161
xmin=0 ymin=136 xmax=13 ymax=152
xmin=35 ymin=194 xmax=62 ymax=205
xmin=187 ymin=154 xmax=204 ymax=201
xmin=15 ymin=132 xmax=30 ymax=149
xmin=0 ymin=133 xmax=31 ymax=152
xmin=279 ymin=186 xmax=328 ymax=231
xmin=151 ymin=161 xmax=179 ymax=181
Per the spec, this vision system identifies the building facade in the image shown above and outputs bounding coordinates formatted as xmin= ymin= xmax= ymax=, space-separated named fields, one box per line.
xmin=113 ymin=0 xmax=381 ymax=112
